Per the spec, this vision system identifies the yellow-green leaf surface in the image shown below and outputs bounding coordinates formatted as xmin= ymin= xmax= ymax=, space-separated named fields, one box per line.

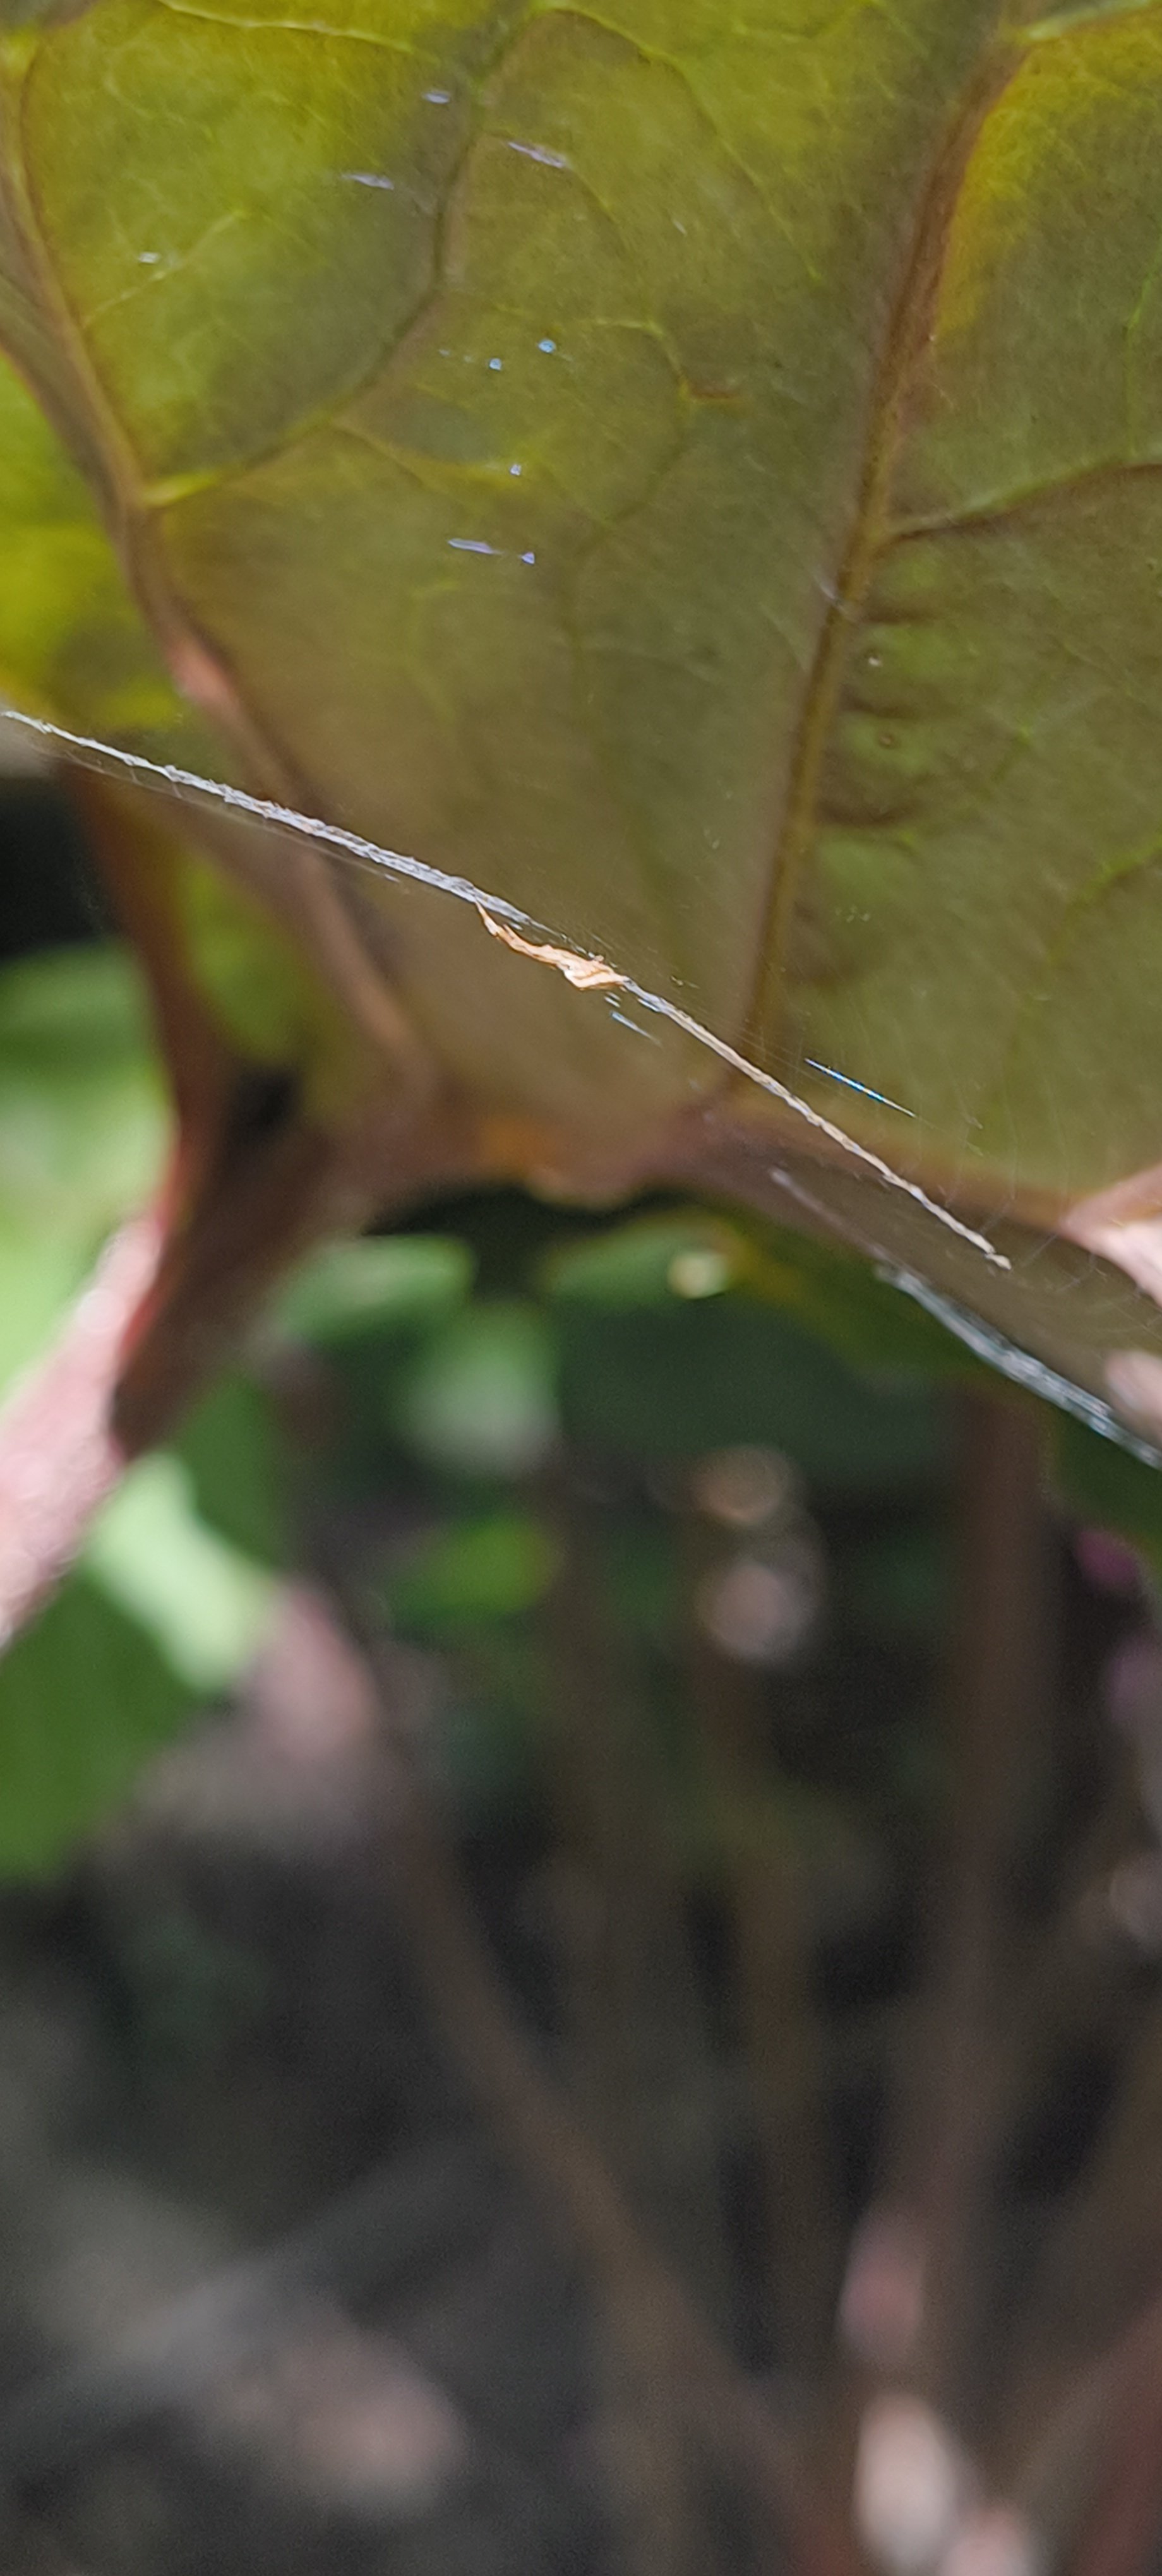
xmin=6 ymin=0 xmax=1162 ymax=1440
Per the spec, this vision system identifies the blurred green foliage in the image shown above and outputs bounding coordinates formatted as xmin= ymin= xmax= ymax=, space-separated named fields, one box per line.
xmin=386 ymin=1512 xmax=560 ymax=1637
xmin=0 ymin=1575 xmax=189 ymax=1876
xmin=0 ymin=936 xmax=1159 ymax=1876
xmin=0 ymin=943 xmax=165 ymax=1392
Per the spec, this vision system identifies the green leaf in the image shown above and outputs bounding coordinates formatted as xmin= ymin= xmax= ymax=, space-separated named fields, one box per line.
xmin=6 ymin=1 xmax=1162 ymax=1443
xmin=558 ymin=1296 xmax=942 ymax=1491
xmin=0 ymin=0 xmax=1011 ymax=1135
xmin=386 ymin=1508 xmax=559 ymax=1635
xmin=0 ymin=1417 xmax=282 ymax=1873
xmin=1050 ymin=1409 xmax=1162 ymax=1581
xmin=0 ymin=942 xmax=162 ymax=1215
xmin=0 ymin=941 xmax=166 ymax=1392
xmin=83 ymin=1450 xmax=279 ymax=1690
xmin=545 ymin=1207 xmax=984 ymax=1378
xmin=548 ymin=1220 xmax=945 ymax=1490
xmin=544 ymin=1213 xmax=743 ymax=1312
xmin=764 ymin=4 xmax=1162 ymax=1204
xmin=275 ymin=1234 xmax=474 ymax=1349
xmin=0 ymin=338 xmax=219 ymax=760
xmin=0 ymin=1572 xmax=193 ymax=1876
xmin=395 ymin=1299 xmax=560 ymax=1480
xmin=172 ymin=1371 xmax=292 ymax=1568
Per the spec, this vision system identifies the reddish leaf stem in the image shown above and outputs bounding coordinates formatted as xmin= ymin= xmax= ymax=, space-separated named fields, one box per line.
xmin=0 ymin=1213 xmax=160 ymax=1646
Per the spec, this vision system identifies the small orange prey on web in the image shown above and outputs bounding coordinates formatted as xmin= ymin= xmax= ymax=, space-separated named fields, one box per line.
xmin=476 ymin=907 xmax=626 ymax=991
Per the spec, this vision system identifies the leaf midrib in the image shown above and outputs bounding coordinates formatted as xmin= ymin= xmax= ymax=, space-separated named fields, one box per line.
xmin=743 ymin=11 xmax=1031 ymax=1080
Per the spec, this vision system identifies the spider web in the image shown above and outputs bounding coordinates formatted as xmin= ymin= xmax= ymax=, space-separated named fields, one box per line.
xmin=5 ymin=702 xmax=1161 ymax=1469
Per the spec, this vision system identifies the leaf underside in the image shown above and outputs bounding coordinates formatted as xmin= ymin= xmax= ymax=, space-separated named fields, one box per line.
xmin=3 ymin=0 xmax=1162 ymax=1432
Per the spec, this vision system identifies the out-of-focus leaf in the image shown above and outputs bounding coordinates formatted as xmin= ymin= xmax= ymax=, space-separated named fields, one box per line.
xmin=169 ymin=1371 xmax=291 ymax=1571
xmin=544 ymin=1214 xmax=743 ymax=1313
xmin=0 ymin=1573 xmax=192 ymax=1876
xmin=0 ymin=942 xmax=165 ymax=1390
xmin=0 ymin=943 xmax=164 ymax=1231
xmin=387 ymin=1508 xmax=559 ymax=1636
xmin=83 ymin=1450 xmax=278 ymax=1691
xmin=275 ymin=1236 xmax=474 ymax=1349
xmin=395 ymin=1299 xmax=559 ymax=1480
xmin=3 ymin=3 xmax=1162 ymax=1445
xmin=544 ymin=1205 xmax=1162 ymax=1571
xmin=558 ymin=1295 xmax=942 ymax=1493
xmin=843 ymin=1526 xmax=951 ymax=1645
xmin=0 ymin=1419 xmax=282 ymax=1873
xmin=1050 ymin=1414 xmax=1162 ymax=1587
xmin=740 ymin=1229 xmax=991 ymax=1385
xmin=546 ymin=1208 xmax=983 ymax=1378
xmin=544 ymin=1207 xmax=943 ymax=1486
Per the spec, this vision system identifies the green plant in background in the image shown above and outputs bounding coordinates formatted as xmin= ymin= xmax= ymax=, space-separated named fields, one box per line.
xmin=0 ymin=929 xmax=1154 ymax=1872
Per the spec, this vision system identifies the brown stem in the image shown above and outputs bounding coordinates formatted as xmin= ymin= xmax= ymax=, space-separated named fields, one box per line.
xmin=683 ymin=1518 xmax=838 ymax=2378
xmin=543 ymin=1484 xmax=733 ymax=2325
xmin=884 ymin=1393 xmax=1047 ymax=2421
xmin=1003 ymin=1986 xmax=1162 ymax=2476
xmin=347 ymin=1614 xmax=863 ymax=2576
xmin=1066 ymin=2294 xmax=1162 ymax=2576
xmin=731 ymin=1808 xmax=837 ymax=2373
xmin=1011 ymin=2284 xmax=1162 ymax=2574
xmin=541 ymin=1486 xmax=733 ymax=2572
xmin=597 ymin=2281 xmax=706 ymax=2576
xmin=992 ymin=1772 xmax=1141 ymax=2185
